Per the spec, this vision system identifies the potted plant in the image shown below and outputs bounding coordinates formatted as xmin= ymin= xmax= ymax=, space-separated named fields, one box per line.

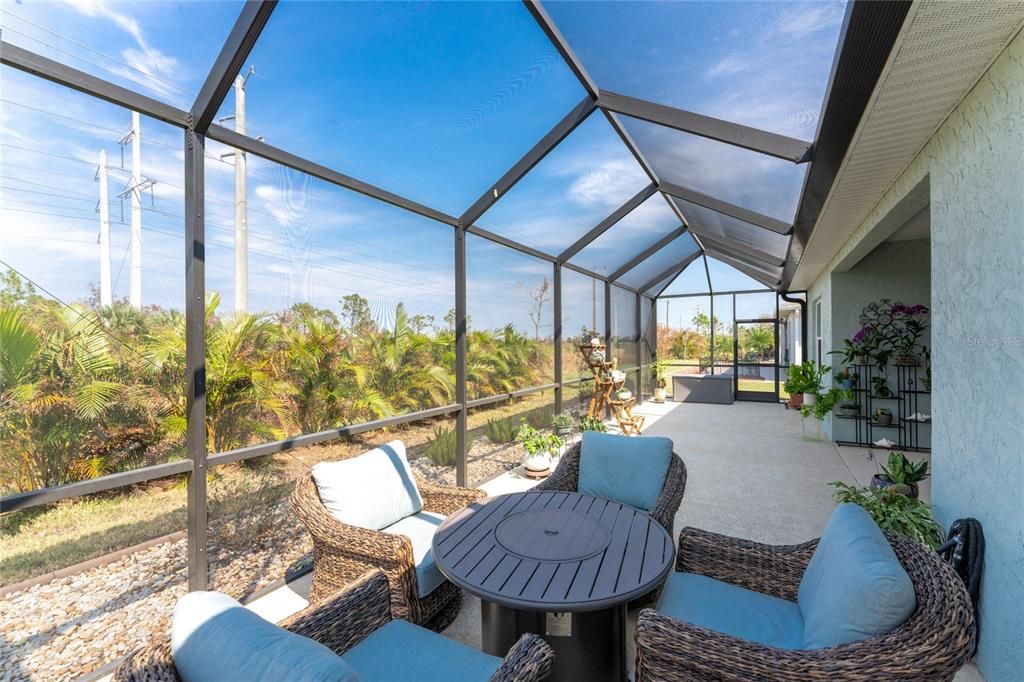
xmin=551 ymin=413 xmax=574 ymax=439
xmin=517 ymin=424 xmax=562 ymax=478
xmin=887 ymin=303 xmax=929 ymax=365
xmin=653 ymin=359 xmax=670 ymax=402
xmin=870 ymin=451 xmax=929 ymax=499
xmin=835 ymin=367 xmax=858 ymax=390
xmin=578 ymin=415 xmax=607 ymax=433
xmin=871 ymin=375 xmax=893 ymax=398
xmin=873 ymin=407 xmax=893 ymax=426
xmin=829 ymin=482 xmax=944 ymax=548
xmin=836 ymin=401 xmax=860 ymax=417
xmin=802 ymin=386 xmax=853 ymax=422
xmin=785 ymin=360 xmax=830 ymax=408
xmin=830 ymin=325 xmax=876 ymax=366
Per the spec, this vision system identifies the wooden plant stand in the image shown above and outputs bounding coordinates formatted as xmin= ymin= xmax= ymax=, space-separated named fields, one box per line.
xmin=577 ymin=340 xmax=644 ymax=435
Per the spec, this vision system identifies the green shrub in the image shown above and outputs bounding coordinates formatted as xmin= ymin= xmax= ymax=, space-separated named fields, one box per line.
xmin=830 ymin=482 xmax=944 ymax=548
xmin=485 ymin=417 xmax=518 ymax=444
xmin=424 ymin=425 xmax=458 ymax=467
xmin=578 ymin=415 xmax=607 ymax=433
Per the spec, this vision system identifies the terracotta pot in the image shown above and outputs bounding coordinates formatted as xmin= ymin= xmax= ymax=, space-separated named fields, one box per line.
xmin=788 ymin=393 xmax=805 ymax=409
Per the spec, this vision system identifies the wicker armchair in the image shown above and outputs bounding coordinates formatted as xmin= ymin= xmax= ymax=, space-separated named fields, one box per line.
xmin=534 ymin=440 xmax=687 ymax=537
xmin=113 ymin=571 xmax=554 ymax=682
xmin=291 ymin=473 xmax=485 ymax=632
xmin=634 ymin=527 xmax=977 ymax=681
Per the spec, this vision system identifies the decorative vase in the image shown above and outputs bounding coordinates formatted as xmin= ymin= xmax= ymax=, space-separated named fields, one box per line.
xmin=870 ymin=474 xmax=919 ymax=499
xmin=802 ymin=392 xmax=817 ymax=407
xmin=653 ymin=387 xmax=667 ymax=402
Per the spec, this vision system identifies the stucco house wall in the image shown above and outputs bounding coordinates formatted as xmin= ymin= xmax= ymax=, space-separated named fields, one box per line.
xmin=803 ymin=30 xmax=1023 ymax=681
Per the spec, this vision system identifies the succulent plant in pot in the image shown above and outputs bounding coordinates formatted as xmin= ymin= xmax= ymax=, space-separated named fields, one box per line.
xmin=652 ymin=359 xmax=671 ymax=402
xmin=551 ymin=412 xmax=574 ymax=438
xmin=785 ymin=360 xmax=830 ymax=408
xmin=870 ymin=451 xmax=929 ymax=499
xmin=873 ymin=407 xmax=893 ymax=426
xmin=578 ymin=415 xmax=607 ymax=433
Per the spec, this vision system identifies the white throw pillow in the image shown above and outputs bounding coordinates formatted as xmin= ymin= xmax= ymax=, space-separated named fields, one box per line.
xmin=311 ymin=441 xmax=424 ymax=530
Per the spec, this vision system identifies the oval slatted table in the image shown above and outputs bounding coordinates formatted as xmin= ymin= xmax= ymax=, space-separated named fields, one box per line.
xmin=432 ymin=491 xmax=674 ymax=682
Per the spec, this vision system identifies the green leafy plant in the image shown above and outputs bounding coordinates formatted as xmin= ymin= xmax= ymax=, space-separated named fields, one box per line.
xmin=484 ymin=417 xmax=518 ymax=445
xmin=871 ymin=375 xmax=892 ymax=398
xmin=516 ymin=423 xmax=562 ymax=456
xmin=835 ymin=367 xmax=857 ymax=383
xmin=830 ymin=482 xmax=944 ymax=548
xmin=874 ymin=407 xmax=892 ymax=419
xmin=784 ymin=360 xmax=830 ymax=396
xmin=801 ymin=387 xmax=853 ymax=421
xmin=424 ymin=425 xmax=457 ymax=467
xmin=653 ymin=358 xmax=672 ymax=388
xmin=879 ymin=451 xmax=929 ymax=489
xmin=577 ymin=415 xmax=607 ymax=433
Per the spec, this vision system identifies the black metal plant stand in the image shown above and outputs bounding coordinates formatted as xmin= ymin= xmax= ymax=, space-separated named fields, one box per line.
xmin=834 ymin=362 xmax=930 ymax=452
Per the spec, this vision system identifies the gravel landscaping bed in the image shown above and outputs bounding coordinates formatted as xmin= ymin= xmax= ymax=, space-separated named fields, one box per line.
xmin=0 ymin=400 xmax=564 ymax=681
xmin=0 ymin=499 xmax=312 ymax=682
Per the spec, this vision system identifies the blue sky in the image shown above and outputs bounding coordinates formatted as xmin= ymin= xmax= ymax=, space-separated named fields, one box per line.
xmin=1 ymin=0 xmax=843 ymax=333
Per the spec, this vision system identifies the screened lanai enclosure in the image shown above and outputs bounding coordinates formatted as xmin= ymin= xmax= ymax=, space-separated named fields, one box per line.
xmin=0 ymin=1 xmax=912 ymax=679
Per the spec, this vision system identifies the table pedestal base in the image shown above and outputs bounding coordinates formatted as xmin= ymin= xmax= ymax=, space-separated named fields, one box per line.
xmin=481 ymin=600 xmax=626 ymax=682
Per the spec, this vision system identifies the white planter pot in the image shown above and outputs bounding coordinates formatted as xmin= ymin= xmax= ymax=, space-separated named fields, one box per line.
xmin=653 ymin=387 xmax=667 ymax=402
xmin=523 ymin=454 xmax=551 ymax=472
xmin=802 ymin=392 xmax=817 ymax=406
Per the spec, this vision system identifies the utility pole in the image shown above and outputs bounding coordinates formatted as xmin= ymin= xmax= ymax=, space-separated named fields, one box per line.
xmin=129 ymin=112 xmax=142 ymax=309
xmin=233 ymin=72 xmax=250 ymax=314
xmin=97 ymin=149 xmax=112 ymax=306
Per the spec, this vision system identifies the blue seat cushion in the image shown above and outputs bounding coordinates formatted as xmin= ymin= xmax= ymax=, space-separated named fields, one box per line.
xmin=578 ymin=431 xmax=673 ymax=511
xmin=343 ymin=620 xmax=501 ymax=682
xmin=312 ymin=441 xmax=423 ymax=530
xmin=798 ymin=503 xmax=916 ymax=649
xmin=381 ymin=511 xmax=446 ymax=597
xmin=171 ymin=591 xmax=361 ymax=682
xmin=657 ymin=572 xmax=805 ymax=649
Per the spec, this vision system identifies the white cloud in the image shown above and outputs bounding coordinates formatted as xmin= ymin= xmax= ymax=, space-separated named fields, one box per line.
xmin=705 ymin=54 xmax=751 ymax=80
xmin=774 ymin=3 xmax=845 ymax=40
xmin=567 ymin=159 xmax=648 ymax=208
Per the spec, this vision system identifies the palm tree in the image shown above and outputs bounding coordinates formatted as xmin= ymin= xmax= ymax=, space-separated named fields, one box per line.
xmin=0 ymin=305 xmax=152 ymax=492
xmin=358 ymin=304 xmax=452 ymax=414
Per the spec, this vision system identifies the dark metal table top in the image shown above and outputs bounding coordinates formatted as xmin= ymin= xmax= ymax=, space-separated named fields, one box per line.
xmin=432 ymin=491 xmax=674 ymax=612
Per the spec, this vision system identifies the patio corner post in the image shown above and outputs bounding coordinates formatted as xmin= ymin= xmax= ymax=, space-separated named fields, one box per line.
xmin=604 ymin=281 xmax=612 ymax=418
xmin=454 ymin=225 xmax=468 ymax=487
xmin=553 ymin=263 xmax=563 ymax=414
xmin=635 ymin=292 xmax=642 ymax=405
xmin=184 ymin=128 xmax=208 ymax=591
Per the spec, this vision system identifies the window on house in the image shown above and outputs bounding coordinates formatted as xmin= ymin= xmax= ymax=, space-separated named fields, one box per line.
xmin=813 ymin=298 xmax=823 ymax=362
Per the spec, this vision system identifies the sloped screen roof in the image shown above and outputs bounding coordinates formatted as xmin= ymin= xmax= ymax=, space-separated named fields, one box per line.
xmin=1 ymin=0 xmax=850 ymax=296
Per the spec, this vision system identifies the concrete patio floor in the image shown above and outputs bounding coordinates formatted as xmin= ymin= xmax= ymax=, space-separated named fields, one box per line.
xmin=244 ymin=399 xmax=981 ymax=681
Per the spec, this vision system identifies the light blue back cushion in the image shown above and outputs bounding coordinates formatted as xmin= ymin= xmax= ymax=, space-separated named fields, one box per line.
xmin=798 ymin=503 xmax=917 ymax=649
xmin=343 ymin=620 xmax=501 ymax=682
xmin=578 ymin=431 xmax=673 ymax=511
xmin=171 ymin=591 xmax=361 ymax=682
xmin=657 ymin=572 xmax=805 ymax=649
xmin=312 ymin=440 xmax=423 ymax=530
xmin=382 ymin=511 xmax=446 ymax=597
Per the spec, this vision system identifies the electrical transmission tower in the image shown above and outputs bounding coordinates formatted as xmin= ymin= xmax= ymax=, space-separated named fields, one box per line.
xmin=219 ymin=66 xmax=255 ymax=314
xmin=95 ymin=149 xmax=112 ymax=306
xmin=117 ymin=112 xmax=155 ymax=310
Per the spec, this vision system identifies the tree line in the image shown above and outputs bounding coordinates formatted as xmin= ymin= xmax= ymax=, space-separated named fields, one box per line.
xmin=0 ymin=271 xmax=550 ymax=494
